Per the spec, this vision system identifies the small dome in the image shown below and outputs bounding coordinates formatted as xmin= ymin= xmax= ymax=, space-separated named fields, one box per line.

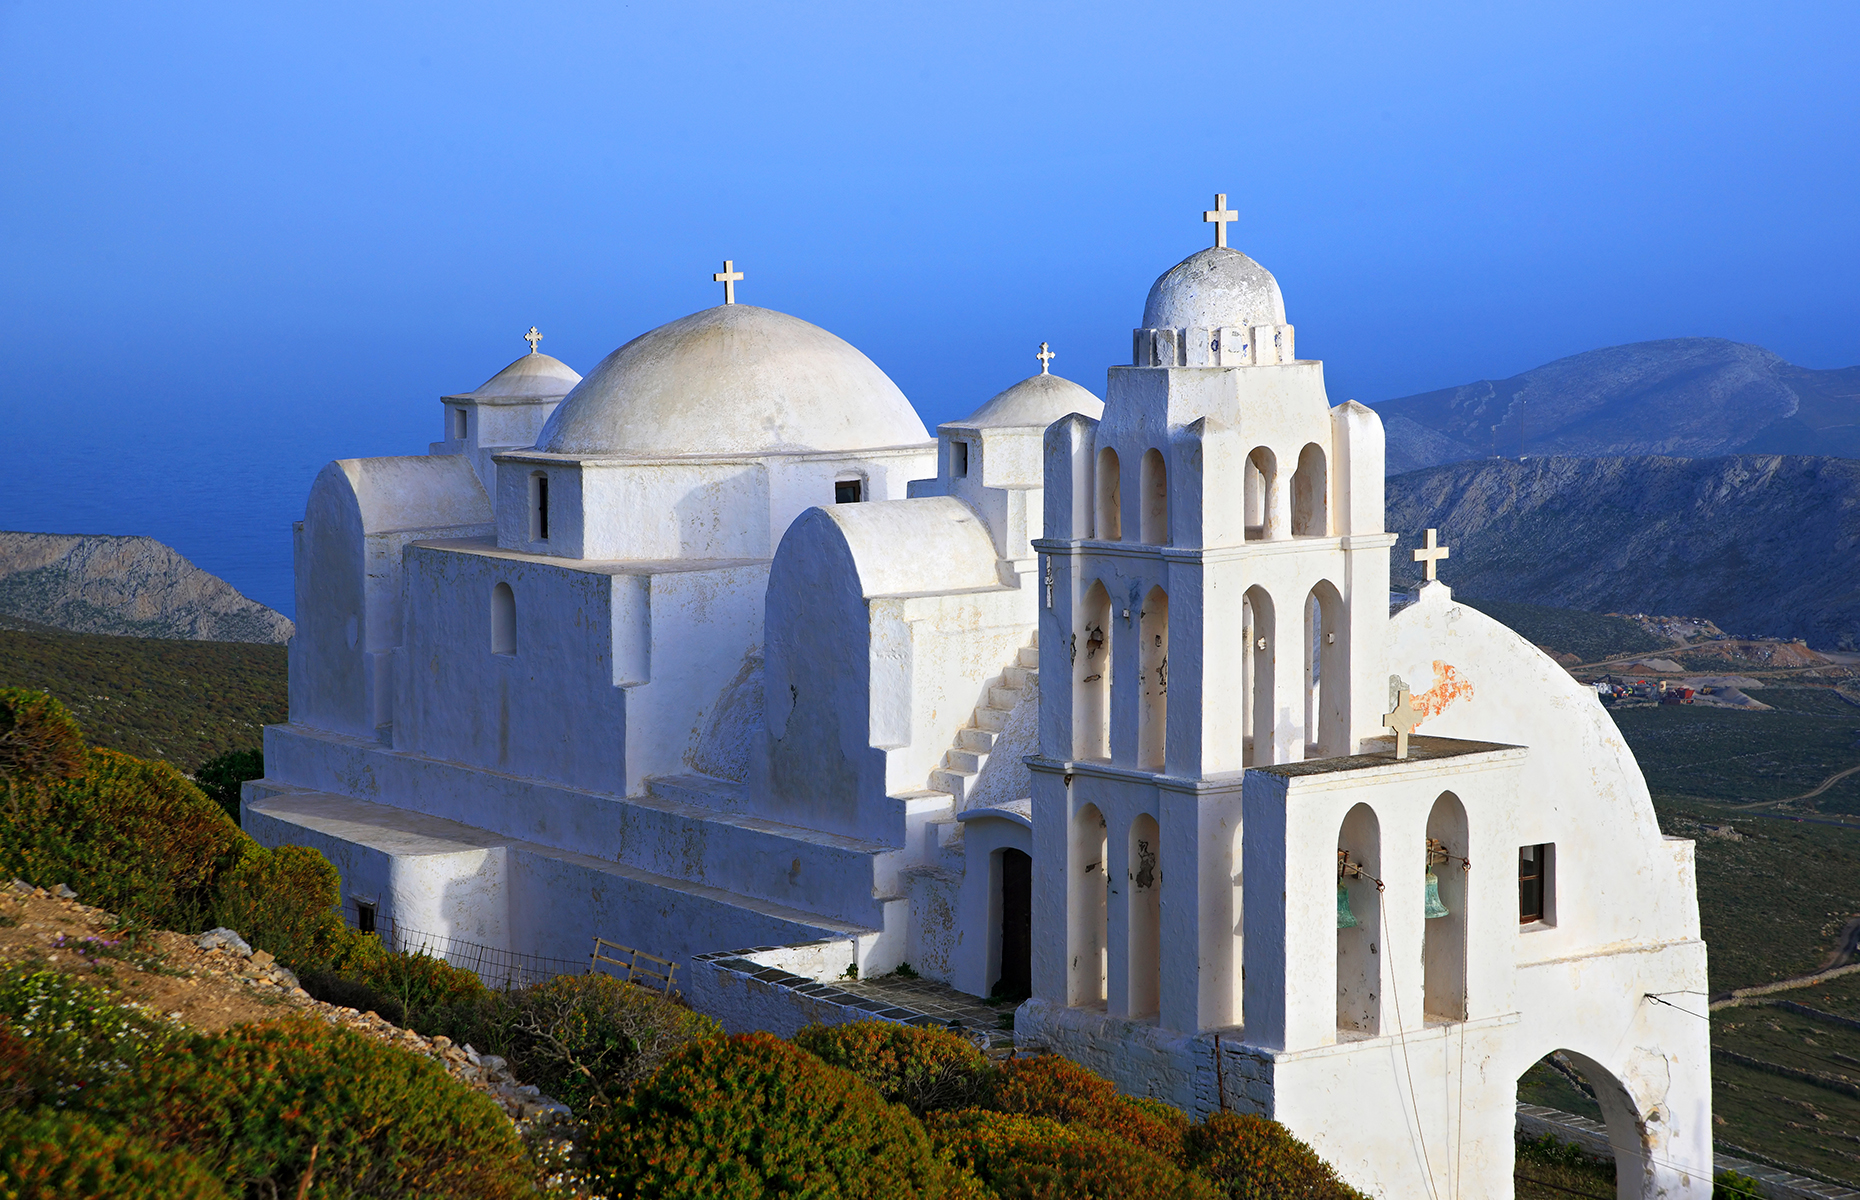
xmin=955 ymin=372 xmax=1104 ymax=429
xmin=449 ymin=352 xmax=582 ymax=401
xmin=536 ymin=305 xmax=928 ymax=457
xmin=1142 ymin=246 xmax=1285 ymax=332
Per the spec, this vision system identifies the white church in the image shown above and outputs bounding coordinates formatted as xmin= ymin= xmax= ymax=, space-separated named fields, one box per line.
xmin=247 ymin=202 xmax=1712 ymax=1197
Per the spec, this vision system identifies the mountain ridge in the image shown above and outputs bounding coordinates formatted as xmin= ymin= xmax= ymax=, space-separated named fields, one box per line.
xmin=0 ymin=532 xmax=292 ymax=644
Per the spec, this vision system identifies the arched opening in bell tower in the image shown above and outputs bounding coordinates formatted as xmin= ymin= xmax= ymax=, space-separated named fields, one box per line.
xmin=1127 ymin=812 xmax=1161 ymax=1018
xmin=1244 ymin=447 xmax=1277 ymax=541
xmin=1069 ymin=803 xmax=1109 ymax=1007
xmin=1138 ymin=586 xmax=1169 ymax=771
xmin=1140 ymin=448 xmax=1169 ymax=545
xmin=1077 ymin=581 xmax=1113 ymax=760
xmin=1242 ymin=586 xmax=1275 ymax=766
xmin=1094 ymin=447 xmax=1122 ymax=540
xmin=1304 ymin=581 xmax=1347 ymax=759
xmin=1336 ymin=802 xmax=1381 ymax=1036
xmin=1423 ymin=792 xmax=1469 ymax=1022
xmin=1291 ymin=443 xmax=1328 ymax=536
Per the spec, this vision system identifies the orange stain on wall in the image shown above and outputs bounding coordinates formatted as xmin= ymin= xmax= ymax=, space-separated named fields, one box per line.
xmin=1411 ymin=661 xmax=1473 ymax=723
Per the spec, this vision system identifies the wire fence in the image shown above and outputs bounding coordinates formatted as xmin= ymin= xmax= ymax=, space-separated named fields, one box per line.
xmin=342 ymin=909 xmax=591 ymax=991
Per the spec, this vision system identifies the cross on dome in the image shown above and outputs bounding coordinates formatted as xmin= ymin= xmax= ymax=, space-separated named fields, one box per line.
xmin=1037 ymin=342 xmax=1055 ymax=374
xmin=1203 ymin=193 xmax=1238 ymax=249
xmin=1412 ymin=528 xmax=1451 ymax=582
xmin=714 ymin=260 xmax=745 ymax=305
xmin=525 ymin=326 xmax=543 ymax=355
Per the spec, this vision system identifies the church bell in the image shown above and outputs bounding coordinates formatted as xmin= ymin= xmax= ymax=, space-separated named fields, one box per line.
xmin=1337 ymin=882 xmax=1360 ymax=929
xmin=1423 ymin=871 xmax=1449 ymax=919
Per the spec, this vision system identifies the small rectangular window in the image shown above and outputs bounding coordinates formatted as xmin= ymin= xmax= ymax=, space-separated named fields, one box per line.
xmin=835 ymin=479 xmax=863 ymax=504
xmin=953 ymin=441 xmax=970 ymax=478
xmin=356 ymin=900 xmax=377 ymax=936
xmin=530 ymin=472 xmax=550 ymax=541
xmin=1519 ymin=843 xmax=1554 ymax=925
xmin=452 ymin=407 xmax=468 ymax=440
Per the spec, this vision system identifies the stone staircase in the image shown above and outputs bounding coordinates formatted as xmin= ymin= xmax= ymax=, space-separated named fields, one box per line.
xmin=927 ymin=640 xmax=1038 ymax=806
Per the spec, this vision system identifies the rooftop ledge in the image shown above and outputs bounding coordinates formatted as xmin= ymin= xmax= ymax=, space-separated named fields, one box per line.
xmin=1261 ymin=735 xmax=1525 ymax=778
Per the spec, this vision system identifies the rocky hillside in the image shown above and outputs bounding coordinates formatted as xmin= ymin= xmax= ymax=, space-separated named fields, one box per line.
xmin=1374 ymin=338 xmax=1860 ymax=473
xmin=0 ymin=532 xmax=291 ymax=643
xmin=1385 ymin=455 xmax=1860 ymax=649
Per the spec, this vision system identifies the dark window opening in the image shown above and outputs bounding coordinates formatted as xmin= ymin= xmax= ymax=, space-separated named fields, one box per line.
xmin=835 ymin=479 xmax=863 ymax=504
xmin=356 ymin=900 xmax=377 ymax=936
xmin=1519 ymin=843 xmax=1552 ymax=924
xmin=452 ymin=407 xmax=468 ymax=440
xmin=530 ymin=472 xmax=550 ymax=540
xmin=953 ymin=441 xmax=970 ymax=478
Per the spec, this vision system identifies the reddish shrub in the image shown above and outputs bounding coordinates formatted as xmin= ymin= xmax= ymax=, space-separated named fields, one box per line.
xmin=585 ymin=1030 xmax=960 ymax=1198
xmin=795 ymin=1020 xmax=993 ymax=1115
xmin=88 ymin=1016 xmax=531 ymax=1199
xmin=1182 ymin=1111 xmax=1372 ymax=1200
xmin=930 ymin=1108 xmax=1219 ymax=1200
xmin=0 ymin=1108 xmax=227 ymax=1200
xmin=988 ymin=1053 xmax=1189 ymax=1161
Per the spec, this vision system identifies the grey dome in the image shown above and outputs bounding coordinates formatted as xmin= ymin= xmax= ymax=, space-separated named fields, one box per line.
xmin=1142 ymin=246 xmax=1286 ymax=331
xmin=957 ymin=372 xmax=1104 ymax=429
xmin=449 ymin=352 xmax=582 ymax=401
xmin=536 ymin=305 xmax=929 ymax=457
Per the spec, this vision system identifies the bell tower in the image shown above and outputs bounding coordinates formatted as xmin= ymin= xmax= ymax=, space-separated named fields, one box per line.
xmin=1030 ymin=198 xmax=1396 ymax=1033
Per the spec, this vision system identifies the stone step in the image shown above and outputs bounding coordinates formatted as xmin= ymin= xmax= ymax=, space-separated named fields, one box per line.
xmin=988 ymin=685 xmax=1020 ymax=710
xmin=1018 ymin=645 xmax=1040 ymax=669
xmin=955 ymin=728 xmax=995 ymax=753
xmin=928 ymin=768 xmax=971 ymax=801
xmin=975 ymin=707 xmax=1012 ymax=733
xmin=943 ymin=748 xmax=983 ymax=774
xmin=1002 ymin=665 xmax=1038 ymax=690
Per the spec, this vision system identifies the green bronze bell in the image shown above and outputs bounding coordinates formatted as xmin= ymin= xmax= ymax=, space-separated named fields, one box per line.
xmin=1423 ymin=871 xmax=1449 ymax=919
xmin=1337 ymin=881 xmax=1360 ymax=929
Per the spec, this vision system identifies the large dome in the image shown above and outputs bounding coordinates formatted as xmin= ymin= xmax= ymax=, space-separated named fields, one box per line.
xmin=448 ymin=351 xmax=582 ymax=400
xmin=1142 ymin=246 xmax=1286 ymax=331
xmin=956 ymin=372 xmax=1103 ymax=429
xmin=535 ymin=305 xmax=928 ymax=457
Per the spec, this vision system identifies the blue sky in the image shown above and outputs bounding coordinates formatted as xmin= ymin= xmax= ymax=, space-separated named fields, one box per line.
xmin=2 ymin=2 xmax=1857 ymax=614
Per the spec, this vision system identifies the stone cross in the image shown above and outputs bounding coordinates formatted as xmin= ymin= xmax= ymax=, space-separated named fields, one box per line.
xmin=1037 ymin=342 xmax=1055 ymax=374
xmin=1204 ymin=193 xmax=1238 ymax=249
xmin=525 ymin=326 xmax=543 ymax=355
xmin=1384 ymin=679 xmax=1421 ymax=760
xmin=714 ymin=260 xmax=744 ymax=305
xmin=1412 ymin=527 xmax=1450 ymax=582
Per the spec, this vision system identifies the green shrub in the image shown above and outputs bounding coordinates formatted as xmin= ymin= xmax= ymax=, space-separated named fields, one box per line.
xmin=0 ymin=746 xmax=241 ymax=930
xmin=987 ymin=1053 xmax=1188 ymax=1161
xmin=929 ymin=1108 xmax=1219 ymax=1200
xmin=0 ymin=1109 xmax=228 ymax=1200
xmin=585 ymin=1030 xmax=958 ymax=1198
xmin=192 ymin=747 xmax=263 ymax=826
xmin=0 ymin=689 xmax=86 ymax=782
xmin=499 ymin=972 xmax=721 ymax=1111
xmin=358 ymin=947 xmax=489 ymax=1030
xmin=210 ymin=841 xmax=375 ymax=974
xmin=1716 ymin=1168 xmax=1765 ymax=1199
xmin=300 ymin=967 xmax=409 ymax=1025
xmin=795 ymin=1020 xmax=993 ymax=1116
xmin=0 ymin=965 xmax=185 ymax=1102
xmin=1181 ymin=1112 xmax=1371 ymax=1200
xmin=87 ymin=1015 xmax=533 ymax=1199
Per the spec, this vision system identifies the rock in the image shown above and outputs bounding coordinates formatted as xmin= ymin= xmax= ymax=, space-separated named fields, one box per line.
xmin=272 ymin=965 xmax=300 ymax=989
xmin=464 ymin=1044 xmax=481 ymax=1065
xmin=196 ymin=928 xmax=252 ymax=957
xmin=249 ymin=949 xmax=275 ymax=968
xmin=480 ymin=1054 xmax=508 ymax=1075
xmin=8 ymin=879 xmax=31 ymax=894
xmin=50 ymin=883 xmax=76 ymax=900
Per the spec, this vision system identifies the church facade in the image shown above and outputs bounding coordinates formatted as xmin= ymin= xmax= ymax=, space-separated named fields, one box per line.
xmin=249 ymin=212 xmax=1711 ymax=1197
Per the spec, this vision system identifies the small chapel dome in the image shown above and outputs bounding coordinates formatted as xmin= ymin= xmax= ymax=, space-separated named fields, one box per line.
xmin=1142 ymin=246 xmax=1286 ymax=332
xmin=535 ymin=305 xmax=928 ymax=457
xmin=956 ymin=371 xmax=1104 ymax=429
xmin=448 ymin=352 xmax=583 ymax=401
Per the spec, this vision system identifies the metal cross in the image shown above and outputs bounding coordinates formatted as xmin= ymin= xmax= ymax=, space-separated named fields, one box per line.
xmin=1412 ymin=527 xmax=1451 ymax=582
xmin=1204 ymin=193 xmax=1238 ymax=249
xmin=1036 ymin=342 xmax=1055 ymax=374
xmin=714 ymin=260 xmax=744 ymax=305
xmin=1384 ymin=680 xmax=1421 ymax=760
xmin=525 ymin=326 xmax=543 ymax=355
